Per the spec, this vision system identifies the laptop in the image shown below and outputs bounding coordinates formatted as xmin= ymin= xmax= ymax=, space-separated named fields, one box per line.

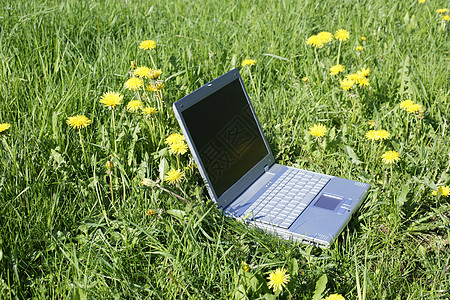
xmin=173 ymin=68 xmax=370 ymax=247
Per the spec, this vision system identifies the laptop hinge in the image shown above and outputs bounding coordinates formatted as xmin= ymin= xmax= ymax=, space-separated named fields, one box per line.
xmin=264 ymin=164 xmax=269 ymax=172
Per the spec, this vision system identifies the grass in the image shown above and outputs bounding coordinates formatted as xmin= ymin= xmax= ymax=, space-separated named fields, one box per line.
xmin=0 ymin=0 xmax=449 ymax=298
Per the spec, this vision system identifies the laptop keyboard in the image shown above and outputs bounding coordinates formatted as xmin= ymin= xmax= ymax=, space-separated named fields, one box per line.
xmin=245 ymin=168 xmax=331 ymax=229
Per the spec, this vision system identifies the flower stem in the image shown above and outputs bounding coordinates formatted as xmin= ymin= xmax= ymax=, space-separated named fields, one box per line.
xmin=337 ymin=41 xmax=342 ymax=65
xmin=78 ymin=129 xmax=88 ymax=167
xmin=112 ymin=109 xmax=117 ymax=154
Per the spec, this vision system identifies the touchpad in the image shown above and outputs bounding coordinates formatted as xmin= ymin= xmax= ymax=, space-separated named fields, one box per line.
xmin=314 ymin=194 xmax=341 ymax=211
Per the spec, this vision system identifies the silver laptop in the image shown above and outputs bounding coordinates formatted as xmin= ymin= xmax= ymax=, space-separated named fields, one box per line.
xmin=173 ymin=68 xmax=370 ymax=247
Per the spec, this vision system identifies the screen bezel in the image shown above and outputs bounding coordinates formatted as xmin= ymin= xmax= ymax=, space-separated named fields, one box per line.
xmin=173 ymin=69 xmax=275 ymax=209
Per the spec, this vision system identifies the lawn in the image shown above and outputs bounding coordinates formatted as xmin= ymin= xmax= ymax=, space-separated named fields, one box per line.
xmin=0 ymin=0 xmax=449 ymax=299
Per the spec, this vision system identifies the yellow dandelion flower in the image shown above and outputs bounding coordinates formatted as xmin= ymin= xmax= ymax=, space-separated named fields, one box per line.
xmin=241 ymin=59 xmax=257 ymax=67
xmin=126 ymin=100 xmax=142 ymax=112
xmin=309 ymin=123 xmax=327 ymax=138
xmin=306 ymin=34 xmax=325 ymax=48
xmin=330 ymin=64 xmax=345 ymax=75
xmin=242 ymin=261 xmax=250 ymax=272
xmin=325 ymin=294 xmax=346 ymax=300
xmin=165 ymin=133 xmax=185 ymax=145
xmin=66 ymin=115 xmax=92 ymax=129
xmin=436 ymin=8 xmax=448 ymax=14
xmin=317 ymin=31 xmax=333 ymax=44
xmin=357 ymin=76 xmax=370 ymax=87
xmin=340 ymin=78 xmax=355 ymax=91
xmin=100 ymin=91 xmax=123 ymax=108
xmin=361 ymin=36 xmax=367 ymax=41
xmin=365 ymin=130 xmax=378 ymax=141
xmin=142 ymin=107 xmax=158 ymax=116
xmin=139 ymin=39 xmax=157 ymax=50
xmin=149 ymin=69 xmax=162 ymax=80
xmin=346 ymin=72 xmax=366 ymax=83
xmin=400 ymin=100 xmax=414 ymax=110
xmin=169 ymin=141 xmax=189 ymax=155
xmin=134 ymin=66 xmax=152 ymax=78
xmin=381 ymin=150 xmax=401 ymax=164
xmin=442 ymin=15 xmax=450 ymax=21
xmin=146 ymin=209 xmax=156 ymax=216
xmin=302 ymin=77 xmax=309 ymax=82
xmin=432 ymin=186 xmax=450 ymax=197
xmin=124 ymin=77 xmax=144 ymax=90
xmin=146 ymin=81 xmax=164 ymax=92
xmin=105 ymin=161 xmax=114 ymax=170
xmin=356 ymin=46 xmax=364 ymax=52
xmin=164 ymin=169 xmax=184 ymax=185
xmin=376 ymin=130 xmax=390 ymax=140
xmin=0 ymin=122 xmax=11 ymax=133
xmin=407 ymin=103 xmax=423 ymax=113
xmin=267 ymin=268 xmax=290 ymax=292
xmin=418 ymin=0 xmax=426 ymax=3
xmin=359 ymin=67 xmax=370 ymax=77
xmin=334 ymin=29 xmax=350 ymax=42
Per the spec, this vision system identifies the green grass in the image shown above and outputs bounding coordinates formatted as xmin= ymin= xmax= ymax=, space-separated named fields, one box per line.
xmin=0 ymin=0 xmax=449 ymax=299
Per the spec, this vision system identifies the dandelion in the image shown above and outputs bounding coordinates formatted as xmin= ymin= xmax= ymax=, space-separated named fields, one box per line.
xmin=376 ymin=130 xmax=390 ymax=140
xmin=334 ymin=29 xmax=350 ymax=42
xmin=436 ymin=8 xmax=448 ymax=14
xmin=124 ymin=77 xmax=144 ymax=90
xmin=359 ymin=67 xmax=370 ymax=77
xmin=169 ymin=141 xmax=189 ymax=155
xmin=149 ymin=69 xmax=162 ymax=80
xmin=267 ymin=268 xmax=290 ymax=293
xmin=432 ymin=186 xmax=450 ymax=197
xmin=0 ymin=123 xmax=11 ymax=133
xmin=357 ymin=76 xmax=370 ymax=87
xmin=241 ymin=261 xmax=250 ymax=272
xmin=317 ymin=31 xmax=333 ymax=43
xmin=365 ymin=130 xmax=378 ymax=141
xmin=381 ymin=150 xmax=401 ymax=164
xmin=368 ymin=120 xmax=377 ymax=128
xmin=330 ymin=64 xmax=345 ymax=75
xmin=139 ymin=40 xmax=157 ymax=50
xmin=356 ymin=46 xmax=364 ymax=52
xmin=309 ymin=124 xmax=327 ymax=138
xmin=142 ymin=107 xmax=158 ymax=116
xmin=126 ymin=100 xmax=142 ymax=112
xmin=442 ymin=15 xmax=450 ymax=21
xmin=105 ymin=160 xmax=114 ymax=171
xmin=165 ymin=133 xmax=185 ymax=145
xmin=302 ymin=77 xmax=308 ymax=82
xmin=164 ymin=169 xmax=185 ymax=185
xmin=134 ymin=66 xmax=152 ymax=78
xmin=325 ymin=294 xmax=345 ymax=300
xmin=418 ymin=0 xmax=425 ymax=3
xmin=361 ymin=36 xmax=367 ymax=41
xmin=146 ymin=209 xmax=156 ymax=216
xmin=66 ymin=115 xmax=92 ymax=129
xmin=306 ymin=34 xmax=325 ymax=48
xmin=340 ymin=78 xmax=355 ymax=91
xmin=100 ymin=91 xmax=123 ymax=108
xmin=241 ymin=59 xmax=257 ymax=67
xmin=400 ymin=100 xmax=415 ymax=110
xmin=146 ymin=81 xmax=164 ymax=92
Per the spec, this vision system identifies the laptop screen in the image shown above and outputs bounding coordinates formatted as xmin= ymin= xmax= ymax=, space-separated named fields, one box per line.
xmin=181 ymin=78 xmax=268 ymax=198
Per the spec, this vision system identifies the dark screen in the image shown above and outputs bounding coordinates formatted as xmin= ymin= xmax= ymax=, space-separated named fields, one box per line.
xmin=181 ymin=79 xmax=268 ymax=198
xmin=314 ymin=194 xmax=341 ymax=210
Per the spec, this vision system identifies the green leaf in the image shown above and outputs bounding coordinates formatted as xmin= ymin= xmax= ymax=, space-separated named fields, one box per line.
xmin=345 ymin=146 xmax=362 ymax=165
xmin=396 ymin=183 xmax=409 ymax=208
xmin=312 ymin=274 xmax=328 ymax=300
xmin=167 ymin=209 xmax=186 ymax=221
xmin=290 ymin=258 xmax=299 ymax=276
xmin=159 ymin=158 xmax=169 ymax=182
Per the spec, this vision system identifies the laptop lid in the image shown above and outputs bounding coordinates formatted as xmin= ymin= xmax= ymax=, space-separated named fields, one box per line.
xmin=173 ymin=68 xmax=275 ymax=209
